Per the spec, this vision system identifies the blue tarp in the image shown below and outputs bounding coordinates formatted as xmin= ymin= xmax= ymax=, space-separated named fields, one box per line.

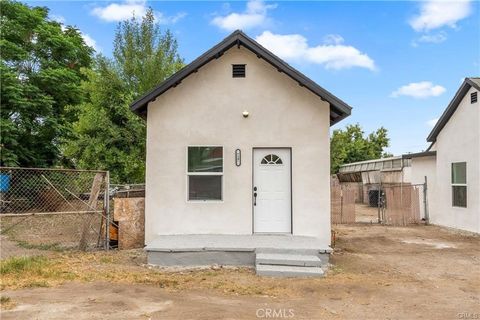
xmin=0 ymin=174 xmax=10 ymax=192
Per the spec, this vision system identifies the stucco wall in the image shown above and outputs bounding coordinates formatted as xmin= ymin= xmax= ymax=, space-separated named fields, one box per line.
xmin=433 ymin=86 xmax=480 ymax=233
xmin=145 ymin=47 xmax=331 ymax=244
xmin=410 ymin=156 xmax=436 ymax=220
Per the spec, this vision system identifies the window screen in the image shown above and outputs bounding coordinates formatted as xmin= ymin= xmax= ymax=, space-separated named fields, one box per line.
xmin=188 ymin=175 xmax=222 ymax=201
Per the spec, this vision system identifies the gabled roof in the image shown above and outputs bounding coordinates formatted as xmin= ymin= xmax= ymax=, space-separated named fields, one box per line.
xmin=427 ymin=77 xmax=480 ymax=142
xmin=130 ymin=30 xmax=352 ymax=126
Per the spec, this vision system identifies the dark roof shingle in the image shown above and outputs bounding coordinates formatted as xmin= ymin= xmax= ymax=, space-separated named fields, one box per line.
xmin=130 ymin=30 xmax=352 ymax=126
xmin=427 ymin=77 xmax=480 ymax=142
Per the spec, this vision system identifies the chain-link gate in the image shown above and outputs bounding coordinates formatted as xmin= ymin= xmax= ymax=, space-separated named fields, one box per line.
xmin=0 ymin=167 xmax=110 ymax=259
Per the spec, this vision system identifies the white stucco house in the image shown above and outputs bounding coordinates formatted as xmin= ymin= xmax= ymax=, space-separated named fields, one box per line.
xmin=405 ymin=77 xmax=480 ymax=234
xmin=130 ymin=30 xmax=352 ymax=276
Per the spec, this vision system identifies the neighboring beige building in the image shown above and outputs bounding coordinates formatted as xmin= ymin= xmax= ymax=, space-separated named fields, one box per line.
xmin=130 ymin=30 xmax=351 ymax=274
xmin=338 ymin=156 xmax=413 ymax=206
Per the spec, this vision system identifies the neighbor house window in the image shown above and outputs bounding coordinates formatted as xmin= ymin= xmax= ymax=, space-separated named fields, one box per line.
xmin=452 ymin=162 xmax=467 ymax=208
xmin=187 ymin=146 xmax=223 ymax=201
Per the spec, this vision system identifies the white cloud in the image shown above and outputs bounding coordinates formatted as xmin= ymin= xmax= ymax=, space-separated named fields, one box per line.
xmin=412 ymin=31 xmax=447 ymax=46
xmin=156 ymin=12 xmax=187 ymax=24
xmin=81 ymin=33 xmax=100 ymax=52
xmin=409 ymin=0 xmax=472 ymax=32
xmin=391 ymin=81 xmax=446 ymax=98
xmin=323 ymin=34 xmax=344 ymax=45
xmin=211 ymin=0 xmax=276 ymax=31
xmin=92 ymin=0 xmax=147 ymax=22
xmin=255 ymin=31 xmax=376 ymax=71
xmin=91 ymin=0 xmax=186 ymax=24
xmin=427 ymin=118 xmax=439 ymax=127
xmin=49 ymin=14 xmax=100 ymax=51
xmin=50 ymin=14 xmax=66 ymax=24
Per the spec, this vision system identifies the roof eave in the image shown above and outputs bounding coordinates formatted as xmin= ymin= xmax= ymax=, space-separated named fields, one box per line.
xmin=402 ymin=150 xmax=436 ymax=159
xmin=426 ymin=79 xmax=473 ymax=142
xmin=130 ymin=30 xmax=352 ymax=126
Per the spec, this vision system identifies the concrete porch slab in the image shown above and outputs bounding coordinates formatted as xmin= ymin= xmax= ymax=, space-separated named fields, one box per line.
xmin=145 ymin=234 xmax=332 ymax=253
xmin=146 ymin=234 xmax=331 ymax=268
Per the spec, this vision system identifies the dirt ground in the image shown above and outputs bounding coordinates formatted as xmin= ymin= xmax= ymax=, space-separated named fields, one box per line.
xmin=1 ymin=224 xmax=479 ymax=320
xmin=0 ymin=235 xmax=45 ymax=259
xmin=354 ymin=203 xmax=379 ymax=223
xmin=0 ymin=213 xmax=102 ymax=257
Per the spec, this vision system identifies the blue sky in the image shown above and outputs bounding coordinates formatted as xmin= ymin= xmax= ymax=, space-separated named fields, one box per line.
xmin=28 ymin=0 xmax=479 ymax=155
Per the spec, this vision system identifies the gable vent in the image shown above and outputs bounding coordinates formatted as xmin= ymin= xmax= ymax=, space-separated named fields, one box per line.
xmin=471 ymin=92 xmax=478 ymax=104
xmin=232 ymin=64 xmax=246 ymax=78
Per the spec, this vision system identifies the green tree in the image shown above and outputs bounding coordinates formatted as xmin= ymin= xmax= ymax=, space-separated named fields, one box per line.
xmin=330 ymin=124 xmax=391 ymax=173
xmin=0 ymin=0 xmax=93 ymax=167
xmin=63 ymin=8 xmax=184 ymax=183
xmin=63 ymin=59 xmax=145 ymax=183
xmin=113 ymin=9 xmax=183 ymax=97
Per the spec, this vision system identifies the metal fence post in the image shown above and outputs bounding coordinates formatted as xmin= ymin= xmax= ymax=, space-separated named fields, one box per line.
xmin=105 ymin=171 xmax=110 ymax=250
xmin=377 ymin=175 xmax=383 ymax=224
xmin=423 ymin=175 xmax=429 ymax=225
xmin=340 ymin=188 xmax=344 ymax=224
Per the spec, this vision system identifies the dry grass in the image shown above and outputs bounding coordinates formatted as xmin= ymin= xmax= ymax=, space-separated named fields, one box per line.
xmin=2 ymin=225 xmax=479 ymax=320
xmin=0 ymin=251 xmax=297 ymax=297
xmin=0 ymin=295 xmax=16 ymax=311
xmin=0 ymin=249 xmax=419 ymax=301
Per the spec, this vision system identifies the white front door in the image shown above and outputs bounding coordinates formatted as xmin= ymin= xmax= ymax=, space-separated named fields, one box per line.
xmin=253 ymin=148 xmax=292 ymax=233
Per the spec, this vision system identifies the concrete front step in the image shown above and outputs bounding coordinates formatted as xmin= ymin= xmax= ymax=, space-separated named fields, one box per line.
xmin=255 ymin=264 xmax=324 ymax=277
xmin=255 ymin=248 xmax=325 ymax=255
xmin=256 ymin=253 xmax=322 ymax=267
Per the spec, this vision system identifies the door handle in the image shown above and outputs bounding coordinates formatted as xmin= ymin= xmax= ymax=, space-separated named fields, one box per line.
xmin=253 ymin=187 xmax=257 ymax=206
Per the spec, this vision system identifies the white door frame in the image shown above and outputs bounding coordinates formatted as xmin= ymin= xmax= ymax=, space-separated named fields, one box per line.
xmin=252 ymin=147 xmax=293 ymax=234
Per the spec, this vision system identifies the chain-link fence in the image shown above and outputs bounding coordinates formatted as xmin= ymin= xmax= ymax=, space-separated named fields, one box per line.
xmin=111 ymin=184 xmax=145 ymax=198
xmin=0 ymin=167 xmax=109 ymax=259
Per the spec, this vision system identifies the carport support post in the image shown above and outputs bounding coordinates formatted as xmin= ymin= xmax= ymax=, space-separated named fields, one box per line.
xmin=424 ymin=176 xmax=429 ymax=225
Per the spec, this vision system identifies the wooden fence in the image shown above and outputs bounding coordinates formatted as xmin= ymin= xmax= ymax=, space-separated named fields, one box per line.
xmin=382 ymin=184 xmax=423 ymax=226
xmin=331 ymin=178 xmax=356 ymax=224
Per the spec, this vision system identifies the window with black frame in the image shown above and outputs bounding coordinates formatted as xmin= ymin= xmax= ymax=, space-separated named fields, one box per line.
xmin=187 ymin=146 xmax=223 ymax=201
xmin=452 ymin=162 xmax=467 ymax=208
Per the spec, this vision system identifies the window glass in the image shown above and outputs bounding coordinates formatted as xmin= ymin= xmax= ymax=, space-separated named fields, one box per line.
xmin=187 ymin=146 xmax=223 ymax=201
xmin=188 ymin=175 xmax=222 ymax=201
xmin=452 ymin=162 xmax=466 ymax=184
xmin=261 ymin=154 xmax=282 ymax=165
xmin=188 ymin=147 xmax=223 ymax=172
xmin=452 ymin=186 xmax=467 ymax=207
